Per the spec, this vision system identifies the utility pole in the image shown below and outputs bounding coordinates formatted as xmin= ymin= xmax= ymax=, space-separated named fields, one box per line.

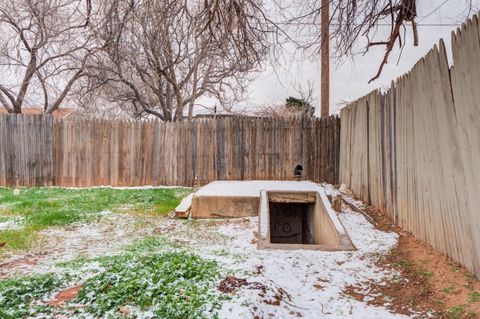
xmin=320 ymin=0 xmax=330 ymax=118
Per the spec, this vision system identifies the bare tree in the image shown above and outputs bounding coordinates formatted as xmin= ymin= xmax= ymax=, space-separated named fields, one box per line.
xmin=272 ymin=0 xmax=476 ymax=82
xmin=0 ymin=0 xmax=97 ymax=114
xmin=79 ymin=0 xmax=273 ymax=122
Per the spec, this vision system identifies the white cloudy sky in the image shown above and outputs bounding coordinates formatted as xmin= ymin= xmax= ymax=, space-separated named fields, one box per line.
xmin=230 ymin=0 xmax=480 ymax=116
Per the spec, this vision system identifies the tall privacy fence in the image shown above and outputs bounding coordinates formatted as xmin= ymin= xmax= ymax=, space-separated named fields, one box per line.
xmin=340 ymin=14 xmax=480 ymax=277
xmin=0 ymin=115 xmax=340 ymax=187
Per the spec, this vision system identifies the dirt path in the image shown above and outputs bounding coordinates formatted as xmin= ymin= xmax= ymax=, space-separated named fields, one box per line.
xmin=348 ymin=206 xmax=480 ymax=318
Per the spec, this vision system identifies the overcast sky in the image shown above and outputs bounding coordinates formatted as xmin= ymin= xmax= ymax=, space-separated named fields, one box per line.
xmin=233 ymin=0 xmax=480 ymax=116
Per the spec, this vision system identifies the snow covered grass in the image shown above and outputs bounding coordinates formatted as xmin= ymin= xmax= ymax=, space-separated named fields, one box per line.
xmin=0 ymin=187 xmax=191 ymax=251
xmin=0 ymin=231 xmax=228 ymax=319
xmin=0 ymin=241 xmax=222 ymax=319
xmin=0 ymin=184 xmax=415 ymax=318
xmin=77 ymin=251 xmax=221 ymax=319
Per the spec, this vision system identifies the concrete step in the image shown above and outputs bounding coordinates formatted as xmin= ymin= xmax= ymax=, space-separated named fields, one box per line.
xmin=175 ymin=193 xmax=193 ymax=218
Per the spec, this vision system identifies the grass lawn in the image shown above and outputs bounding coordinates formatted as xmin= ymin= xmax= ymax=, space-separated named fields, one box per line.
xmin=0 ymin=187 xmax=226 ymax=319
xmin=0 ymin=187 xmax=191 ymax=251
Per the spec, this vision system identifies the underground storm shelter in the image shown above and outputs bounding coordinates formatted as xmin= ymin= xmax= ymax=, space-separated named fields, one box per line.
xmin=175 ymin=181 xmax=355 ymax=251
xmin=257 ymin=190 xmax=355 ymax=251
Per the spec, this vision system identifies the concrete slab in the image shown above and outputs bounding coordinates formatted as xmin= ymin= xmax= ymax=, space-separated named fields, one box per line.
xmin=194 ymin=180 xmax=329 ymax=197
xmin=187 ymin=180 xmax=355 ymax=251
xmin=190 ymin=181 xmax=328 ymax=219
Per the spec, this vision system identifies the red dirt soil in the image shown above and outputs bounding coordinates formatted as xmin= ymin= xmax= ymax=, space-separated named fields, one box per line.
xmin=344 ymin=206 xmax=480 ymax=318
xmin=47 ymin=285 xmax=83 ymax=307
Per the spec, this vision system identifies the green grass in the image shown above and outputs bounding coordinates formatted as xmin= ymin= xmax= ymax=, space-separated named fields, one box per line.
xmin=447 ymin=305 xmax=466 ymax=319
xmin=0 ymin=187 xmax=191 ymax=251
xmin=440 ymin=286 xmax=455 ymax=294
xmin=468 ymin=291 xmax=480 ymax=303
xmin=391 ymin=259 xmax=414 ymax=270
xmin=0 ymin=216 xmax=11 ymax=223
xmin=415 ymin=269 xmax=433 ymax=278
xmin=0 ymin=228 xmax=32 ymax=250
xmin=213 ymin=248 xmax=245 ymax=263
xmin=446 ymin=304 xmax=478 ymax=319
xmin=0 ymin=235 xmax=222 ymax=319
xmin=125 ymin=234 xmax=183 ymax=253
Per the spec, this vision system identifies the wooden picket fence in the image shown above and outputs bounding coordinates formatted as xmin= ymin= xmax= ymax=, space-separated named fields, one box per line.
xmin=340 ymin=14 xmax=480 ymax=277
xmin=0 ymin=115 xmax=340 ymax=188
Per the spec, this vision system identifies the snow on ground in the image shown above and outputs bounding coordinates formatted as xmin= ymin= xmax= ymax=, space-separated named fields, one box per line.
xmin=0 ymin=213 xmax=175 ymax=277
xmin=192 ymin=214 xmax=406 ymax=319
xmin=0 ymin=187 xmax=412 ymax=318
xmin=0 ymin=220 xmax=21 ymax=231
xmin=195 ymin=180 xmax=327 ymax=197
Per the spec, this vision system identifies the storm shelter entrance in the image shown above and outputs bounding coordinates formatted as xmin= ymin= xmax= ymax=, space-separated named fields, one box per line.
xmin=257 ymin=190 xmax=355 ymax=251
xmin=269 ymin=202 xmax=317 ymax=244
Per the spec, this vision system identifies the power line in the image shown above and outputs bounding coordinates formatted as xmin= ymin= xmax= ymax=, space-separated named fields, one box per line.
xmin=276 ymin=22 xmax=464 ymax=27
xmin=419 ymin=0 xmax=452 ymax=21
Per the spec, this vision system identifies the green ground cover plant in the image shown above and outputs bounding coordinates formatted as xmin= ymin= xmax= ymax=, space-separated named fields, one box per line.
xmin=0 ymin=235 xmax=222 ymax=319
xmin=78 ymin=251 xmax=221 ymax=319
xmin=0 ymin=273 xmax=74 ymax=319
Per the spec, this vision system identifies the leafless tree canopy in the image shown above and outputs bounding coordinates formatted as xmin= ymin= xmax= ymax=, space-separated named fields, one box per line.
xmin=274 ymin=0 xmax=475 ymax=82
xmin=77 ymin=0 xmax=273 ymax=121
xmin=0 ymin=0 xmax=274 ymax=118
xmin=0 ymin=0 xmax=96 ymax=113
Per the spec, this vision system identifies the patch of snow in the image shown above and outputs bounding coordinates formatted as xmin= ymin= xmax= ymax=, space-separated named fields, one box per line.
xmin=317 ymin=186 xmax=349 ymax=238
xmin=339 ymin=183 xmax=349 ymax=193
xmin=192 ymin=211 xmax=404 ymax=319
xmin=98 ymin=210 xmax=112 ymax=216
xmin=322 ymin=182 xmax=341 ymax=198
xmin=0 ymin=214 xmax=169 ymax=277
xmin=195 ymin=180 xmax=328 ymax=197
xmin=0 ymin=218 xmax=23 ymax=231
xmin=0 ymin=221 xmax=15 ymax=231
